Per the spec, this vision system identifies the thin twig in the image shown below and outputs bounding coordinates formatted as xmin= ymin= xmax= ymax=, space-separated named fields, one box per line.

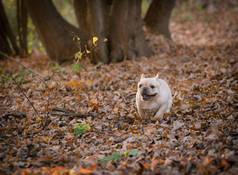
xmin=1 ymin=111 xmax=26 ymax=118
xmin=12 ymin=75 xmax=39 ymax=116
xmin=50 ymin=107 xmax=97 ymax=118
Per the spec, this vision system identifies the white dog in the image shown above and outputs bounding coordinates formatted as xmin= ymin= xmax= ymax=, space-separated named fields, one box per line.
xmin=136 ymin=74 xmax=172 ymax=121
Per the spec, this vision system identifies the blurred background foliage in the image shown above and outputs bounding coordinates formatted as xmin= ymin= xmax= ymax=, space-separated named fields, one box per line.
xmin=3 ymin=0 xmax=44 ymax=54
xmin=53 ymin=0 xmax=78 ymax=27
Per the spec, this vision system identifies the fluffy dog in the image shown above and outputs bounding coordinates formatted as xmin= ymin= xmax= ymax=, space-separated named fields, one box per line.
xmin=136 ymin=74 xmax=172 ymax=121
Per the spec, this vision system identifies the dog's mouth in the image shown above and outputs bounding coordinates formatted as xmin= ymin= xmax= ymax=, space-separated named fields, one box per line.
xmin=142 ymin=93 xmax=157 ymax=101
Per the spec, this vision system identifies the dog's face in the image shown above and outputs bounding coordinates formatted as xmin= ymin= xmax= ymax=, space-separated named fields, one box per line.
xmin=138 ymin=74 xmax=160 ymax=101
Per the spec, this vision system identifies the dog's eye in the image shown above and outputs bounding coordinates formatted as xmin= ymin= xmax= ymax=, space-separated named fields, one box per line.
xmin=150 ymin=85 xmax=155 ymax=89
xmin=139 ymin=84 xmax=142 ymax=88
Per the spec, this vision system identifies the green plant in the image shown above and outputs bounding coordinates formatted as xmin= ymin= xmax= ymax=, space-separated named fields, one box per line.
xmin=52 ymin=64 xmax=65 ymax=72
xmin=100 ymin=150 xmax=140 ymax=163
xmin=182 ymin=12 xmax=195 ymax=21
xmin=0 ymin=69 xmax=31 ymax=85
xmin=16 ymin=70 xmax=31 ymax=84
xmin=100 ymin=152 xmax=121 ymax=163
xmin=71 ymin=63 xmax=83 ymax=72
xmin=74 ymin=124 xmax=91 ymax=136
xmin=72 ymin=36 xmax=100 ymax=72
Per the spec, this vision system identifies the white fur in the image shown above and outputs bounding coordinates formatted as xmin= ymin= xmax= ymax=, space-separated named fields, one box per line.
xmin=136 ymin=74 xmax=172 ymax=121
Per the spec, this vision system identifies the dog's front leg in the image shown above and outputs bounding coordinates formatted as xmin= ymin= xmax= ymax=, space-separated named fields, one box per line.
xmin=152 ymin=104 xmax=168 ymax=121
xmin=138 ymin=108 xmax=146 ymax=120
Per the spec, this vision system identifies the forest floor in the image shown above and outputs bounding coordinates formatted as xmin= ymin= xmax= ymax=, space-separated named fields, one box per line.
xmin=0 ymin=3 xmax=238 ymax=175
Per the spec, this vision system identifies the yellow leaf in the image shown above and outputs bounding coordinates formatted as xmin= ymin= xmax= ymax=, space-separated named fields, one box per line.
xmin=103 ymin=38 xmax=108 ymax=42
xmin=93 ymin=36 xmax=98 ymax=46
xmin=186 ymin=101 xmax=190 ymax=107
xmin=88 ymin=101 xmax=99 ymax=112
xmin=38 ymin=116 xmax=42 ymax=121
xmin=127 ymin=88 xmax=137 ymax=92
xmin=43 ymin=136 xmax=53 ymax=143
xmin=68 ymin=79 xmax=78 ymax=87
xmin=86 ymin=49 xmax=91 ymax=54
xmin=69 ymin=169 xmax=76 ymax=175
xmin=87 ymin=80 xmax=92 ymax=86
xmin=79 ymin=51 xmax=83 ymax=57
xmin=88 ymin=101 xmax=97 ymax=105
xmin=75 ymin=51 xmax=83 ymax=60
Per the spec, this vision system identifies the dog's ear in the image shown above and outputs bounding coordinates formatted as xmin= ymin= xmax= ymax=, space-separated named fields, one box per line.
xmin=140 ymin=74 xmax=145 ymax=79
xmin=155 ymin=73 xmax=159 ymax=79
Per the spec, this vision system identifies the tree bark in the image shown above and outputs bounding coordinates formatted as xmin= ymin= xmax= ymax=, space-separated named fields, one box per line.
xmin=17 ymin=0 xmax=28 ymax=57
xmin=73 ymin=0 xmax=88 ymax=32
xmin=87 ymin=0 xmax=109 ymax=64
xmin=109 ymin=0 xmax=129 ymax=62
xmin=26 ymin=0 xmax=153 ymax=64
xmin=144 ymin=0 xmax=175 ymax=39
xmin=127 ymin=0 xmax=152 ymax=58
xmin=109 ymin=0 xmax=152 ymax=62
xmin=0 ymin=0 xmax=19 ymax=58
xmin=26 ymin=0 xmax=88 ymax=63
xmin=73 ymin=0 xmax=109 ymax=64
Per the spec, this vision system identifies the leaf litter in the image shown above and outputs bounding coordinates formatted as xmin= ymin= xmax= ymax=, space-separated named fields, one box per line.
xmin=0 ymin=3 xmax=238 ymax=175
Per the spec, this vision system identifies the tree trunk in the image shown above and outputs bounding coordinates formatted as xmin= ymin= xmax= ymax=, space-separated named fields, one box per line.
xmin=109 ymin=0 xmax=152 ymax=62
xmin=17 ymin=0 xmax=28 ymax=57
xmin=0 ymin=0 xmax=19 ymax=59
xmin=87 ymin=0 xmax=109 ymax=64
xmin=73 ymin=0 xmax=88 ymax=32
xmin=144 ymin=0 xmax=175 ymax=39
xmin=127 ymin=0 xmax=152 ymax=58
xmin=74 ymin=0 xmax=152 ymax=63
xmin=26 ymin=0 xmax=153 ymax=64
xmin=73 ymin=0 xmax=109 ymax=64
xmin=26 ymin=0 xmax=88 ymax=63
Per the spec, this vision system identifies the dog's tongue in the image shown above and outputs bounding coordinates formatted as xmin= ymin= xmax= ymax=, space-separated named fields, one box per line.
xmin=142 ymin=94 xmax=151 ymax=101
xmin=143 ymin=94 xmax=150 ymax=98
xmin=142 ymin=93 xmax=157 ymax=101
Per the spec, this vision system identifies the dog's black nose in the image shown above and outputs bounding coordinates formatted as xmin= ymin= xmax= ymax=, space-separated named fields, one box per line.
xmin=142 ymin=88 xmax=148 ymax=95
